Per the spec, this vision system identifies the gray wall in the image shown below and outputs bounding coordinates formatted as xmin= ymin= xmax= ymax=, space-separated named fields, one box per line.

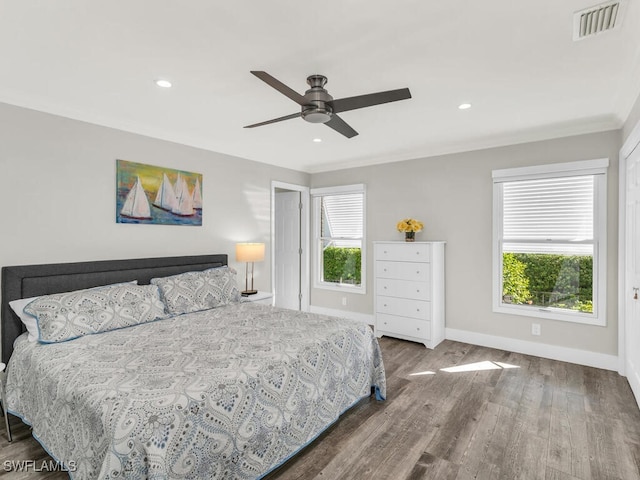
xmin=0 ymin=102 xmax=309 ymax=291
xmin=0 ymin=100 xmax=627 ymax=358
xmin=311 ymin=130 xmax=621 ymax=356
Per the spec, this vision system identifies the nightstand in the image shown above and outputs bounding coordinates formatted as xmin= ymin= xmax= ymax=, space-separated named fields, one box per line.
xmin=240 ymin=291 xmax=274 ymax=306
xmin=0 ymin=362 xmax=11 ymax=442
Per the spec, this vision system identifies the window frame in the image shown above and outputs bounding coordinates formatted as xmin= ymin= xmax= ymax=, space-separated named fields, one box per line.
xmin=492 ymin=159 xmax=608 ymax=326
xmin=310 ymin=183 xmax=366 ymax=294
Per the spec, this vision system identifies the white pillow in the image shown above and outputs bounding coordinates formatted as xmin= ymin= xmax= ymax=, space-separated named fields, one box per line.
xmin=9 ymin=296 xmax=39 ymax=342
xmin=9 ymin=281 xmax=139 ymax=343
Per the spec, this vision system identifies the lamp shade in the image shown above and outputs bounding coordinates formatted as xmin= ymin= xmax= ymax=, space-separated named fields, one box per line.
xmin=235 ymin=243 xmax=265 ymax=262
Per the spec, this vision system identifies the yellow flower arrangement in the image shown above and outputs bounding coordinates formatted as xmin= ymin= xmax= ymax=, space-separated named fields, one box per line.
xmin=396 ymin=218 xmax=424 ymax=233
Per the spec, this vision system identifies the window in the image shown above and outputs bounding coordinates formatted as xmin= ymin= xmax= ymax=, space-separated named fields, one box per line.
xmin=492 ymin=159 xmax=608 ymax=325
xmin=311 ymin=184 xmax=365 ymax=293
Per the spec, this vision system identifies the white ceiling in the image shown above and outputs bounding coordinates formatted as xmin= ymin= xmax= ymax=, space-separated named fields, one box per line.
xmin=1 ymin=1 xmax=639 ymax=173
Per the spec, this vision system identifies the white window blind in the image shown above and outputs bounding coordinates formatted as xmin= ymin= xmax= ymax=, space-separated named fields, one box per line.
xmin=321 ymin=193 xmax=363 ymax=246
xmin=503 ymin=175 xmax=595 ymax=255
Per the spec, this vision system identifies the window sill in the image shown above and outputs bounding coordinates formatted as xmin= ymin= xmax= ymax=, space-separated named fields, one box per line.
xmin=314 ymin=282 xmax=366 ymax=295
xmin=494 ymin=304 xmax=605 ymax=326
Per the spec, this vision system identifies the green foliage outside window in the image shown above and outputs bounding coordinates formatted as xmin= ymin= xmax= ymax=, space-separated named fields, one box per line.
xmin=502 ymin=253 xmax=593 ymax=313
xmin=323 ymin=246 xmax=362 ymax=285
xmin=502 ymin=254 xmax=531 ymax=305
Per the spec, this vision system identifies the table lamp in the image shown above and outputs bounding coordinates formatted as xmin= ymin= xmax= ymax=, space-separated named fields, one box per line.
xmin=235 ymin=243 xmax=265 ymax=295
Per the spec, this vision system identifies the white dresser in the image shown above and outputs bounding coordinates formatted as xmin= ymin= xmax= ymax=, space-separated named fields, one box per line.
xmin=374 ymin=241 xmax=445 ymax=349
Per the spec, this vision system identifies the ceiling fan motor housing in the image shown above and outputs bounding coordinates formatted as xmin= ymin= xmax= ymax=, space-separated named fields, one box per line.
xmin=301 ymin=74 xmax=333 ymax=123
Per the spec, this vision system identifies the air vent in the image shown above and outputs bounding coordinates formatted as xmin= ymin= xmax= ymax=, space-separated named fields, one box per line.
xmin=573 ymin=1 xmax=624 ymax=40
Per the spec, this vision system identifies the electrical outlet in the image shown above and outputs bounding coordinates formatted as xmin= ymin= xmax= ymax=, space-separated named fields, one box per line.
xmin=342 ymin=296 xmax=347 ymax=306
xmin=531 ymin=323 xmax=541 ymax=336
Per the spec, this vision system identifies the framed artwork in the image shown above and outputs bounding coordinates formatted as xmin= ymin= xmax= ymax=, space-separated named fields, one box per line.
xmin=116 ymin=159 xmax=203 ymax=226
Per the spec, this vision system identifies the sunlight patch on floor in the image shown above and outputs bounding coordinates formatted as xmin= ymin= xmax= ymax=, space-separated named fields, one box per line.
xmin=440 ymin=360 xmax=520 ymax=373
xmin=409 ymin=360 xmax=520 ymax=377
xmin=409 ymin=370 xmax=436 ymax=376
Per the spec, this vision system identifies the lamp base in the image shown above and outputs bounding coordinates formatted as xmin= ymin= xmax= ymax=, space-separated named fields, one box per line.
xmin=241 ymin=290 xmax=258 ymax=296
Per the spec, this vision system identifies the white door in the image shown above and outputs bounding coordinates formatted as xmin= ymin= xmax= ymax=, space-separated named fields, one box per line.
xmin=625 ymin=144 xmax=640 ymax=402
xmin=275 ymin=191 xmax=301 ymax=309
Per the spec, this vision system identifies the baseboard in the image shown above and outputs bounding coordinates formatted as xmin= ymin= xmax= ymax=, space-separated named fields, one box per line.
xmin=446 ymin=328 xmax=619 ymax=371
xmin=308 ymin=306 xmax=375 ymax=325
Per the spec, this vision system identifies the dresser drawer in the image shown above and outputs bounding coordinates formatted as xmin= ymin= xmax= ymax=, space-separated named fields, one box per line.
xmin=376 ymin=278 xmax=430 ymax=301
xmin=377 ymin=314 xmax=431 ymax=340
xmin=376 ymin=261 xmax=430 ymax=282
xmin=375 ymin=243 xmax=430 ymax=263
xmin=376 ymin=296 xmax=431 ymax=321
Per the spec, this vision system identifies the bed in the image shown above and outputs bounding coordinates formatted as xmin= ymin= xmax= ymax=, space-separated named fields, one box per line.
xmin=1 ymin=254 xmax=386 ymax=479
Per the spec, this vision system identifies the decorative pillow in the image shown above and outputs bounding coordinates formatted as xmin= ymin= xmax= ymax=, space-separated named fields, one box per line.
xmin=151 ymin=266 xmax=240 ymax=315
xmin=9 ymin=281 xmax=139 ymax=343
xmin=24 ymin=283 xmax=168 ymax=343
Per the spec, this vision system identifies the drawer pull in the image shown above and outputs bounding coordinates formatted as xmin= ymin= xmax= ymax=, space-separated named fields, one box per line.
xmin=416 ymin=252 xmax=420 ymax=255
xmin=416 ymin=308 xmax=420 ymax=312
xmin=416 ymin=289 xmax=420 ymax=293
xmin=384 ymin=286 xmax=387 ymax=290
xmin=384 ymin=304 xmax=388 ymax=307
xmin=384 ymin=250 xmax=388 ymax=254
xmin=416 ymin=271 xmax=420 ymax=274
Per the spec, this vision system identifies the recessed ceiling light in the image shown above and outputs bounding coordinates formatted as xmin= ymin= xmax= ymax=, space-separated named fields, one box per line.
xmin=155 ymin=79 xmax=172 ymax=88
xmin=313 ymin=138 xmax=322 ymax=143
xmin=458 ymin=103 xmax=472 ymax=110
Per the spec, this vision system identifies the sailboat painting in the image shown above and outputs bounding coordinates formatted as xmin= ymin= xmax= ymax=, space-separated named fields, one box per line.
xmin=116 ymin=159 xmax=203 ymax=226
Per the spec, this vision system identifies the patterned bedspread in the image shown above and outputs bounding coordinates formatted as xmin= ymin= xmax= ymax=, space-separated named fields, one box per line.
xmin=6 ymin=302 xmax=386 ymax=479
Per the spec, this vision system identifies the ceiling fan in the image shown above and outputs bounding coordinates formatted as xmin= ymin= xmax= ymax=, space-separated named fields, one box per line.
xmin=244 ymin=71 xmax=412 ymax=138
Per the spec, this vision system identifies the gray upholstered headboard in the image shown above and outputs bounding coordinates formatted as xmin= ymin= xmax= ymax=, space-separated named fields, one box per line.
xmin=1 ymin=254 xmax=228 ymax=364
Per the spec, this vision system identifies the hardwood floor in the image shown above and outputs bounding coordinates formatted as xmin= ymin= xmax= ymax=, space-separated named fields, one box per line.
xmin=2 ymin=338 xmax=640 ymax=479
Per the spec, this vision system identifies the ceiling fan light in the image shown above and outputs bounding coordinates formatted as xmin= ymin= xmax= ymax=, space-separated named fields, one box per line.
xmin=302 ymin=110 xmax=331 ymax=124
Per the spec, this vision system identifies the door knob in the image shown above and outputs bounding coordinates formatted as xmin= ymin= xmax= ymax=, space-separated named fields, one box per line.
xmin=634 ymin=287 xmax=639 ymax=300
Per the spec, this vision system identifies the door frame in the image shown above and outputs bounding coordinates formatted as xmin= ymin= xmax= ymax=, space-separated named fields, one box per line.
xmin=271 ymin=181 xmax=310 ymax=311
xmin=619 ymin=118 xmax=640 ymax=381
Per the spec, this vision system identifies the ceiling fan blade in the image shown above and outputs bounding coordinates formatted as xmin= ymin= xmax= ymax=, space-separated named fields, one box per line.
xmin=251 ymin=71 xmax=307 ymax=106
xmin=325 ymin=114 xmax=359 ymax=138
xmin=331 ymin=88 xmax=412 ymax=113
xmin=244 ymin=112 xmax=301 ymax=129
